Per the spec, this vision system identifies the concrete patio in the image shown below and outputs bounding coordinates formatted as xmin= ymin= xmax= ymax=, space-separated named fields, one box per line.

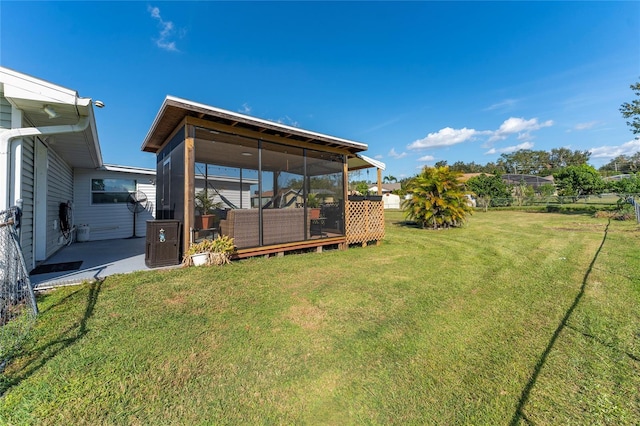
xmin=29 ymin=237 xmax=179 ymax=290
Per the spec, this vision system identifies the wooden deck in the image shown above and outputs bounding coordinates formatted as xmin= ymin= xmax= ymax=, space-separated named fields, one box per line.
xmin=234 ymin=236 xmax=346 ymax=259
xmin=200 ymin=200 xmax=385 ymax=259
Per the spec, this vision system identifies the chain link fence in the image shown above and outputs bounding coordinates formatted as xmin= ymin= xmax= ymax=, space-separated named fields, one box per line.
xmin=0 ymin=207 xmax=38 ymax=368
xmin=474 ymin=193 xmax=640 ymax=211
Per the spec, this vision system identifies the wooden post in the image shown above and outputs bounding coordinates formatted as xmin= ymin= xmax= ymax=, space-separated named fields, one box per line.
xmin=377 ymin=168 xmax=382 ymax=195
xmin=184 ymin=126 xmax=196 ymax=252
xmin=343 ymin=157 xmax=349 ymax=245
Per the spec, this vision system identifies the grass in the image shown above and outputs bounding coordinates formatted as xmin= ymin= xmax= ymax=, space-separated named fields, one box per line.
xmin=1 ymin=210 xmax=638 ymax=424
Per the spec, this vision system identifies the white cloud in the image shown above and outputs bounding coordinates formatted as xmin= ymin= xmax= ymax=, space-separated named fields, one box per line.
xmin=239 ymin=103 xmax=251 ymax=114
xmin=273 ymin=115 xmax=299 ymax=127
xmin=388 ymin=148 xmax=408 ymax=159
xmin=363 ymin=117 xmax=401 ymax=134
xmin=574 ymin=121 xmax=598 ymax=131
xmin=489 ymin=117 xmax=553 ymax=142
xmin=484 ymin=141 xmax=534 ymax=155
xmin=484 ymin=98 xmax=519 ymax=112
xmin=417 ymin=155 xmax=435 ymax=162
xmin=589 ymin=139 xmax=640 ymax=159
xmin=408 ymin=127 xmax=479 ymax=150
xmin=148 ymin=5 xmax=181 ymax=52
xmin=374 ymin=154 xmax=384 ymax=160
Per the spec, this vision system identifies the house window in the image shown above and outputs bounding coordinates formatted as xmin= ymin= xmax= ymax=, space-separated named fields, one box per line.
xmin=91 ymin=178 xmax=136 ymax=204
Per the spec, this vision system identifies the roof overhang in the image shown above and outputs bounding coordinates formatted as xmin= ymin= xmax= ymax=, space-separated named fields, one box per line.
xmin=0 ymin=66 xmax=103 ymax=168
xmin=348 ymin=153 xmax=386 ymax=171
xmin=102 ymin=164 xmax=156 ymax=176
xmin=141 ymin=95 xmax=369 ymax=155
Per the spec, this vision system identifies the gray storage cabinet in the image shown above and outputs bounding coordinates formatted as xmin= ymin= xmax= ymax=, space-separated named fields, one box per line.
xmin=145 ymin=220 xmax=181 ymax=267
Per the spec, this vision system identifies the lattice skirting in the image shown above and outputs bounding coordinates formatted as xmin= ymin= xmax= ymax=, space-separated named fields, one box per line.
xmin=345 ymin=200 xmax=385 ymax=245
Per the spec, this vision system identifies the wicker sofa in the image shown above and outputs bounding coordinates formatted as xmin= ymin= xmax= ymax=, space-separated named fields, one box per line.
xmin=219 ymin=208 xmax=309 ymax=249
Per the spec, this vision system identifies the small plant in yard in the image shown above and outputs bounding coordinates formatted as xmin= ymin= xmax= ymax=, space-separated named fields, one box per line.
xmin=403 ymin=165 xmax=473 ymax=229
xmin=183 ymin=235 xmax=235 ymax=266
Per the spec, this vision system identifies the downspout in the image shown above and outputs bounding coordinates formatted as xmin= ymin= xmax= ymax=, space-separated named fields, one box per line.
xmin=0 ymin=116 xmax=90 ymax=211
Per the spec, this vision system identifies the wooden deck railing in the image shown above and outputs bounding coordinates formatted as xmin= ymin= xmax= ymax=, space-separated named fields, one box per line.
xmin=345 ymin=200 xmax=385 ymax=246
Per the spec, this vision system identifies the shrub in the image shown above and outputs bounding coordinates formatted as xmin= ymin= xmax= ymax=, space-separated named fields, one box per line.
xmin=183 ymin=235 xmax=235 ymax=266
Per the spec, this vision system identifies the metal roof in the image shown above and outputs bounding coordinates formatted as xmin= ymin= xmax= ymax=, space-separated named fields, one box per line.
xmin=141 ymin=95 xmax=369 ymax=155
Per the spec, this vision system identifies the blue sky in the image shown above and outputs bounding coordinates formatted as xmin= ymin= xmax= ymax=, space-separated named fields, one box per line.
xmin=2 ymin=1 xmax=639 ymax=179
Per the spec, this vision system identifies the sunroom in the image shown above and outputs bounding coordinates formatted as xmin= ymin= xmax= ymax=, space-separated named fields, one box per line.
xmin=141 ymin=96 xmax=385 ymax=259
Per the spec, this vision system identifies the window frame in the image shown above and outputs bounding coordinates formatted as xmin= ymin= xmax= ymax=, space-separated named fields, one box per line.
xmin=90 ymin=178 xmax=137 ymax=205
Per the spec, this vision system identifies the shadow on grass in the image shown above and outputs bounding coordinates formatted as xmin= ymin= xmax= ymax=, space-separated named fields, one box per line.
xmin=0 ymin=280 xmax=103 ymax=396
xmin=509 ymin=219 xmax=611 ymax=426
xmin=565 ymin=324 xmax=639 ymax=363
xmin=393 ymin=220 xmax=422 ymax=228
xmin=36 ymin=287 xmax=84 ymax=314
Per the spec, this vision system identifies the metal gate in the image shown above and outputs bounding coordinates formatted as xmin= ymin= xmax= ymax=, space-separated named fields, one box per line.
xmin=0 ymin=207 xmax=38 ymax=367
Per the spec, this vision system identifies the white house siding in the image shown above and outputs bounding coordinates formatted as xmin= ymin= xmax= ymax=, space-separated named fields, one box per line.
xmin=195 ymin=180 xmax=251 ymax=209
xmin=0 ymin=92 xmax=11 ymax=129
xmin=45 ymin=147 xmax=73 ymax=259
xmin=19 ymin=137 xmax=36 ymax=269
xmin=1 ymin=95 xmax=37 ymax=268
xmin=73 ymin=168 xmax=156 ymax=241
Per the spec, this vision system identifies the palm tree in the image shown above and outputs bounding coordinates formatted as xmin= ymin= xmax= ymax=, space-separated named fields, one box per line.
xmin=402 ymin=166 xmax=473 ymax=229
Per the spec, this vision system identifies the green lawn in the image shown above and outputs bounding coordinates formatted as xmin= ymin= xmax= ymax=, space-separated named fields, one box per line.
xmin=1 ymin=211 xmax=638 ymax=425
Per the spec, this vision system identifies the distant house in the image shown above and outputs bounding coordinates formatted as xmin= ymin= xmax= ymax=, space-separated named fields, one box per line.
xmin=368 ymin=183 xmax=401 ymax=194
xmin=0 ymin=67 xmax=155 ymax=270
xmin=460 ymin=172 xmax=554 ymax=190
xmin=500 ymin=174 xmax=554 ymax=189
xmin=604 ymin=174 xmax=634 ymax=182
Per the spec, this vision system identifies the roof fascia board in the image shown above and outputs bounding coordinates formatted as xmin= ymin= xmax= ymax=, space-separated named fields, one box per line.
xmin=102 ymin=164 xmax=156 ymax=175
xmin=140 ymin=96 xmax=172 ymax=151
xmin=355 ymin=153 xmax=386 ymax=170
xmin=0 ymin=66 xmax=80 ymax=105
xmin=85 ymin=103 xmax=103 ymax=167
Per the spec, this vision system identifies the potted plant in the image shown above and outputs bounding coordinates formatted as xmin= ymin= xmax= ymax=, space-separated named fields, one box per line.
xmin=307 ymin=193 xmax=321 ymax=219
xmin=185 ymin=242 xmax=210 ymax=266
xmin=195 ymin=189 xmax=222 ymax=229
xmin=183 ymin=235 xmax=235 ymax=266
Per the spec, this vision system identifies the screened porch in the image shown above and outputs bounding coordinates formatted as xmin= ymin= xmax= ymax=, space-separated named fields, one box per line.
xmin=141 ymin=96 xmax=385 ymax=258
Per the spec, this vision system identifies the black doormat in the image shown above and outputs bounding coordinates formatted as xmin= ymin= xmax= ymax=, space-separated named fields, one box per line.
xmin=30 ymin=261 xmax=83 ymax=275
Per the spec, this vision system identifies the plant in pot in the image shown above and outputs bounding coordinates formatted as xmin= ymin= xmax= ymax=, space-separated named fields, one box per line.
xmin=195 ymin=189 xmax=222 ymax=230
xmin=183 ymin=235 xmax=235 ymax=266
xmin=307 ymin=193 xmax=321 ymax=219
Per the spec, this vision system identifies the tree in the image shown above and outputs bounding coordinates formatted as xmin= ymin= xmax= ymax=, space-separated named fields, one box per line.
xmin=499 ymin=149 xmax=550 ymax=175
xmin=537 ymin=183 xmax=556 ymax=198
xmin=553 ymin=164 xmax=605 ymax=197
xmin=402 ymin=166 xmax=473 ymax=229
xmin=620 ymin=80 xmax=640 ymax=135
xmin=548 ymin=148 xmax=591 ymax=171
xmin=355 ymin=181 xmax=370 ymax=195
xmin=606 ymin=173 xmax=640 ymax=194
xmin=383 ymin=175 xmax=397 ymax=183
xmin=466 ymin=173 xmax=512 ymax=211
xmin=599 ymin=153 xmax=640 ymax=174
